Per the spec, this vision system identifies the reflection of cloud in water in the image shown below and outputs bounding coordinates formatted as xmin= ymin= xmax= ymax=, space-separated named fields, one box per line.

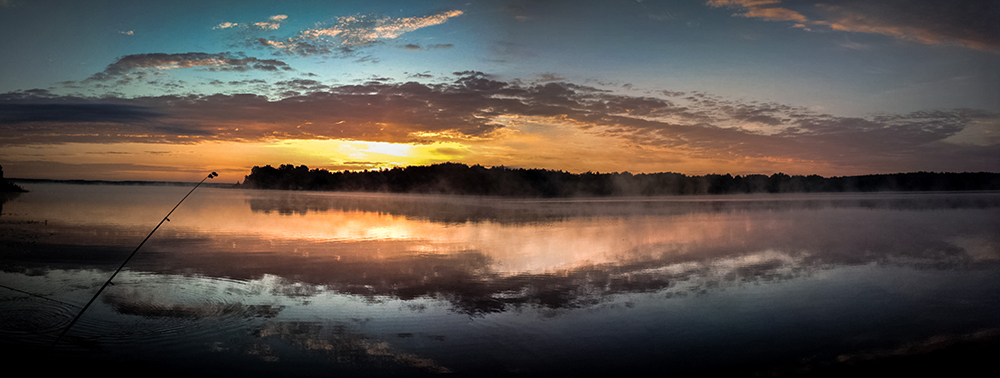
xmin=6 ymin=204 xmax=998 ymax=315
xmin=103 ymin=296 xmax=283 ymax=319
xmin=949 ymin=236 xmax=1000 ymax=261
xmin=256 ymin=322 xmax=451 ymax=374
xmin=3 ymin=186 xmax=999 ymax=314
xmin=3 ymin=185 xmax=999 ymax=375
xmin=90 ymin=273 xmax=450 ymax=373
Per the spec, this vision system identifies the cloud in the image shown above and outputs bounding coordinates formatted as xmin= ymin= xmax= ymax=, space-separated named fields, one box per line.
xmin=273 ymin=79 xmax=330 ymax=92
xmin=407 ymin=72 xmax=433 ymax=79
xmin=814 ymin=1 xmax=1000 ymax=52
xmin=707 ymin=0 xmax=779 ymax=6
xmin=256 ymin=10 xmax=463 ymax=56
xmin=402 ymin=43 xmax=454 ymax=51
xmin=535 ymin=73 xmax=567 ymax=83
xmin=0 ymin=102 xmax=159 ymax=124
xmin=85 ymin=52 xmax=293 ymax=83
xmin=837 ymin=37 xmax=872 ymax=50
xmin=2 ymin=73 xmax=997 ymax=173
xmin=120 ymin=30 xmax=134 ymax=36
xmin=741 ymin=6 xmax=806 ymax=22
xmin=254 ymin=14 xmax=287 ymax=30
xmin=707 ymin=0 xmax=807 ymax=22
xmin=214 ymin=22 xmax=238 ymax=30
xmin=706 ymin=0 xmax=1000 ymax=52
xmin=228 ymin=79 xmax=267 ymax=85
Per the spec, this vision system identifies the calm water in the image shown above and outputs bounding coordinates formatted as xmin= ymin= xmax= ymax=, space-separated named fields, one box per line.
xmin=1 ymin=183 xmax=999 ymax=376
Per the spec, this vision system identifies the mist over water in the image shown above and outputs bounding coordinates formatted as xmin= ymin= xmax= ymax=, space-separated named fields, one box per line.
xmin=2 ymin=183 xmax=999 ymax=375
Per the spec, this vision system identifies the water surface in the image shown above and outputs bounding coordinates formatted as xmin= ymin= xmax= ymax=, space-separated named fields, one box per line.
xmin=2 ymin=184 xmax=999 ymax=376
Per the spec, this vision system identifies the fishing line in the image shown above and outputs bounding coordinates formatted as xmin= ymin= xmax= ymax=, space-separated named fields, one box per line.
xmin=49 ymin=171 xmax=218 ymax=349
xmin=0 ymin=283 xmax=80 ymax=308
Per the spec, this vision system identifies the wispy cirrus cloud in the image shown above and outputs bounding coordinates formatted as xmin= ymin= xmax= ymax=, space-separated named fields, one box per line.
xmin=706 ymin=0 xmax=1000 ymax=52
xmin=251 ymin=10 xmax=463 ymax=56
xmin=84 ymin=52 xmax=293 ymax=83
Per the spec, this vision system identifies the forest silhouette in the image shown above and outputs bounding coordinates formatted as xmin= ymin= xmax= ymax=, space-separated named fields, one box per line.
xmin=241 ymin=163 xmax=1000 ymax=197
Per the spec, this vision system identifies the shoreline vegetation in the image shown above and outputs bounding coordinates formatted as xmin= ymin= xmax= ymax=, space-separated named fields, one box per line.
xmin=239 ymin=163 xmax=1000 ymax=197
xmin=6 ymin=163 xmax=999 ymax=197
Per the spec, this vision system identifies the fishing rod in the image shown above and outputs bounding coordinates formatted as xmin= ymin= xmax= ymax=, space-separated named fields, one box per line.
xmin=49 ymin=171 xmax=218 ymax=349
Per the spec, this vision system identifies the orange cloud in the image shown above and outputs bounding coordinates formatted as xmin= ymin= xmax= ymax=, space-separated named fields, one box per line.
xmin=254 ymin=14 xmax=287 ymax=30
xmin=707 ymin=0 xmax=805 ymax=23
xmin=742 ymin=6 xmax=807 ymax=23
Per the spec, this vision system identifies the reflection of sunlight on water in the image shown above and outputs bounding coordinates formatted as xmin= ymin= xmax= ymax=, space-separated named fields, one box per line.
xmin=6 ymin=185 xmax=999 ymax=278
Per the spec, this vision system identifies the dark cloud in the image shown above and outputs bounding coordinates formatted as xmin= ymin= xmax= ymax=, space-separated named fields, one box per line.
xmin=707 ymin=0 xmax=1000 ymax=52
xmin=402 ymin=43 xmax=454 ymax=51
xmin=813 ymin=0 xmax=1000 ymax=51
xmin=1 ymin=72 xmax=997 ymax=172
xmin=407 ymin=72 xmax=434 ymax=79
xmin=274 ymin=79 xmax=330 ymax=92
xmin=0 ymin=103 xmax=159 ymax=124
xmin=535 ymin=73 xmax=567 ymax=83
xmin=257 ymin=38 xmax=339 ymax=57
xmin=228 ymin=79 xmax=267 ymax=85
xmin=85 ymin=53 xmax=294 ymax=83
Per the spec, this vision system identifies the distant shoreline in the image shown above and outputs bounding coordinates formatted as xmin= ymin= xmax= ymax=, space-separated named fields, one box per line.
xmin=239 ymin=163 xmax=1000 ymax=197
xmin=11 ymin=165 xmax=1000 ymax=197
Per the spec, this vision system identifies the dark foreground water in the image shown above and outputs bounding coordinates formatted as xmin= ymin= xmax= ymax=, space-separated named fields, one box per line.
xmin=1 ymin=183 xmax=999 ymax=376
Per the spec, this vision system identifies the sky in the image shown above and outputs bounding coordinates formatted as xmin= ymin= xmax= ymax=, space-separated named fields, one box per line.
xmin=0 ymin=0 xmax=998 ymax=182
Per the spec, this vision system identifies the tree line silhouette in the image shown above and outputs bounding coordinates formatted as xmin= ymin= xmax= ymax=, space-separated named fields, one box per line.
xmin=240 ymin=163 xmax=1000 ymax=197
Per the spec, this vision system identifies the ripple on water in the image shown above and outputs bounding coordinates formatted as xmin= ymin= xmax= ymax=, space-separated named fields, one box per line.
xmin=64 ymin=274 xmax=284 ymax=350
xmin=0 ymin=296 xmax=75 ymax=337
